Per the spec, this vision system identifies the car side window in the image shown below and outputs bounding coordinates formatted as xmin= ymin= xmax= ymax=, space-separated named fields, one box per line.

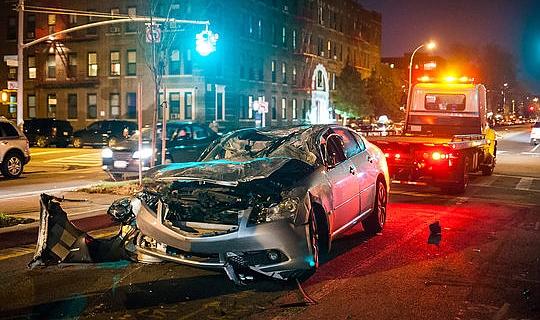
xmin=0 ymin=122 xmax=18 ymax=138
xmin=333 ymin=128 xmax=363 ymax=158
xmin=192 ymin=124 xmax=208 ymax=139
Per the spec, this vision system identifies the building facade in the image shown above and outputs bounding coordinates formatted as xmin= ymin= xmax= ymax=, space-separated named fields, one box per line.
xmin=0 ymin=0 xmax=381 ymax=131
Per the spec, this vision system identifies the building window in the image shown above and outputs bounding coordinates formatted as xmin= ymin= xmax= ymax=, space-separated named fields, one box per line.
xmin=184 ymin=50 xmax=192 ymax=75
xmin=282 ymin=26 xmax=287 ymax=47
xmin=292 ymin=29 xmax=297 ymax=51
xmin=271 ymin=97 xmax=277 ymax=120
xmin=258 ymin=58 xmax=264 ymax=81
xmin=271 ymin=23 xmax=277 ymax=45
xmin=257 ymin=19 xmax=263 ymax=40
xmin=88 ymin=52 xmax=98 ymax=77
xmin=169 ymin=93 xmax=180 ymax=119
xmin=47 ymin=54 xmax=56 ymax=79
xmin=26 ymin=15 xmax=36 ymax=40
xmin=87 ymin=94 xmax=97 ymax=119
xmin=110 ymin=51 xmax=120 ymax=76
xmin=271 ymin=60 xmax=276 ymax=83
xmin=8 ymin=67 xmax=16 ymax=80
xmin=48 ymin=14 xmax=56 ymax=34
xmin=282 ymin=98 xmax=287 ymax=119
xmin=110 ymin=93 xmax=120 ymax=118
xmin=127 ymin=50 xmax=136 ymax=76
xmin=87 ymin=9 xmax=97 ymax=35
xmin=292 ymin=65 xmax=297 ymax=84
xmin=169 ymin=50 xmax=180 ymax=75
xmin=184 ymin=92 xmax=192 ymax=120
xmin=292 ymin=99 xmax=297 ymax=119
xmin=126 ymin=92 xmax=136 ymax=119
xmin=68 ymin=53 xmax=77 ymax=78
xmin=7 ymin=16 xmax=17 ymax=41
xmin=68 ymin=94 xmax=78 ymax=119
xmin=47 ymin=94 xmax=57 ymax=118
xmin=282 ymin=62 xmax=287 ymax=84
xmin=27 ymin=95 xmax=36 ymax=118
xmin=126 ymin=7 xmax=137 ymax=32
xmin=109 ymin=8 xmax=120 ymax=33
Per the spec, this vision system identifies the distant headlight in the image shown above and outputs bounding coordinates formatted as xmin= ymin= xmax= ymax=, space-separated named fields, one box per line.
xmin=102 ymin=148 xmax=113 ymax=158
xmin=133 ymin=148 xmax=154 ymax=159
xmin=249 ymin=197 xmax=299 ymax=224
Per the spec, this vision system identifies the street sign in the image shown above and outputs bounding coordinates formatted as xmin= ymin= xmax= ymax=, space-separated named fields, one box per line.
xmin=146 ymin=25 xmax=162 ymax=43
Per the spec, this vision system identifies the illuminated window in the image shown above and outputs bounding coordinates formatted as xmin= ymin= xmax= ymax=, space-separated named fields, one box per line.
xmin=48 ymin=14 xmax=56 ymax=34
xmin=282 ymin=26 xmax=286 ymax=47
xmin=271 ymin=60 xmax=276 ymax=83
xmin=282 ymin=98 xmax=287 ymax=119
xmin=110 ymin=93 xmax=120 ymax=118
xmin=110 ymin=51 xmax=120 ymax=76
xmin=88 ymin=52 xmax=97 ymax=77
xmin=282 ymin=62 xmax=287 ymax=84
xmin=292 ymin=99 xmax=297 ymax=119
xmin=47 ymin=94 xmax=57 ymax=117
xmin=127 ymin=50 xmax=136 ymax=76
xmin=292 ymin=65 xmax=297 ymax=84
xmin=87 ymin=94 xmax=97 ymax=119
xmin=47 ymin=54 xmax=56 ymax=79
xmin=27 ymin=95 xmax=36 ymax=118
xmin=8 ymin=67 xmax=16 ymax=80
xmin=292 ymin=29 xmax=297 ymax=50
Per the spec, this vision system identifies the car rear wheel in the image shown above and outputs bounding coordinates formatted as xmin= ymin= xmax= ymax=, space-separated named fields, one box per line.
xmin=72 ymin=137 xmax=83 ymax=148
xmin=1 ymin=152 xmax=23 ymax=179
xmin=362 ymin=178 xmax=387 ymax=234
xmin=108 ymin=137 xmax=118 ymax=148
xmin=36 ymin=136 xmax=48 ymax=148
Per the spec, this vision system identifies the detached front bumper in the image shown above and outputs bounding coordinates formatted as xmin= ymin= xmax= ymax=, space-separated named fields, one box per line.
xmin=134 ymin=199 xmax=313 ymax=282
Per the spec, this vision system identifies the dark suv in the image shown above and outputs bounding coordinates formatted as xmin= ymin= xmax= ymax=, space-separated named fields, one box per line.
xmin=0 ymin=117 xmax=31 ymax=179
xmin=73 ymin=120 xmax=137 ymax=148
xmin=23 ymin=118 xmax=73 ymax=148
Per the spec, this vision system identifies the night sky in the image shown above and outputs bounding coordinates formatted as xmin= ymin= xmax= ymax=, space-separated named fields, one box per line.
xmin=359 ymin=0 xmax=540 ymax=93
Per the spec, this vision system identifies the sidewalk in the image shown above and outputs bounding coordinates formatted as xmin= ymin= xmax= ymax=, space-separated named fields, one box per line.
xmin=0 ymin=191 xmax=126 ymax=249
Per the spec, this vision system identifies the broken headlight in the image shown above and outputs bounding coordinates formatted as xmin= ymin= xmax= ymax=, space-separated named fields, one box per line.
xmin=249 ymin=197 xmax=299 ymax=224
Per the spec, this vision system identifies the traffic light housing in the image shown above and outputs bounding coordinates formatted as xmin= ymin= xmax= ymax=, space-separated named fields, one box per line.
xmin=1 ymin=90 xmax=9 ymax=104
xmin=196 ymin=29 xmax=218 ymax=56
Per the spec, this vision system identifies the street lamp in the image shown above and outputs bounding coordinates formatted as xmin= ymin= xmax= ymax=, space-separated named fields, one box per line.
xmin=407 ymin=41 xmax=436 ymax=110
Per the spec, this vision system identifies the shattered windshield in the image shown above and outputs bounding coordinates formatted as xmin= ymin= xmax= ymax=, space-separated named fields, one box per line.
xmin=200 ymin=126 xmax=319 ymax=165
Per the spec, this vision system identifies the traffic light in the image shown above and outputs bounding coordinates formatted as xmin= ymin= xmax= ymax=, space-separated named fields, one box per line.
xmin=196 ymin=29 xmax=218 ymax=56
xmin=1 ymin=90 xmax=9 ymax=104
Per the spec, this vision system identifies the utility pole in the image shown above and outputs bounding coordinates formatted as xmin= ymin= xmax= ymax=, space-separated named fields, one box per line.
xmin=16 ymin=0 xmax=24 ymax=126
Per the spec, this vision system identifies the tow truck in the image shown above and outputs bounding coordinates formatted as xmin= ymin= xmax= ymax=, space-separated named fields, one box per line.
xmin=364 ymin=77 xmax=496 ymax=193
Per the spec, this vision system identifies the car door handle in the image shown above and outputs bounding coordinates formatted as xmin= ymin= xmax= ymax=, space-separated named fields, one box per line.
xmin=349 ymin=166 xmax=356 ymax=175
xmin=367 ymin=155 xmax=374 ymax=163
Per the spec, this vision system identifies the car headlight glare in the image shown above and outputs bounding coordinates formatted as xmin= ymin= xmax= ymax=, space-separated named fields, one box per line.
xmin=101 ymin=148 xmax=113 ymax=158
xmin=133 ymin=148 xmax=154 ymax=159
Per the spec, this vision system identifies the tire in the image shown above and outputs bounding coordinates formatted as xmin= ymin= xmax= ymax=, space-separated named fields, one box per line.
xmin=1 ymin=152 xmax=24 ymax=179
xmin=108 ymin=137 xmax=118 ymax=148
xmin=36 ymin=136 xmax=48 ymax=148
xmin=72 ymin=137 xmax=83 ymax=148
xmin=308 ymin=210 xmax=320 ymax=270
xmin=362 ymin=178 xmax=387 ymax=234
xmin=448 ymin=158 xmax=470 ymax=194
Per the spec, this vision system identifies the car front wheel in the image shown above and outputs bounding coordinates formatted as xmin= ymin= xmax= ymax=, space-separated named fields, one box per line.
xmin=36 ymin=136 xmax=48 ymax=148
xmin=1 ymin=152 xmax=24 ymax=179
xmin=72 ymin=137 xmax=83 ymax=148
xmin=362 ymin=178 xmax=387 ymax=234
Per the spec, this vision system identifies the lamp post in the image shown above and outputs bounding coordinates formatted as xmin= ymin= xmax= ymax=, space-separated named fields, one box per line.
xmin=406 ymin=41 xmax=435 ymax=110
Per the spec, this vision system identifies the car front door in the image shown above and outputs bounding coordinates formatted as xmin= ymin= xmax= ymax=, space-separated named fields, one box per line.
xmin=323 ymin=132 xmax=360 ymax=236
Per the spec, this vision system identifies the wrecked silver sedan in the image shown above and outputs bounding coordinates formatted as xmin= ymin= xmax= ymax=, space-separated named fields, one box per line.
xmin=126 ymin=124 xmax=390 ymax=283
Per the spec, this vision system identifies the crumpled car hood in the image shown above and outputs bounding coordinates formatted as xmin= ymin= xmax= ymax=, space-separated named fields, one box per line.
xmin=143 ymin=157 xmax=313 ymax=186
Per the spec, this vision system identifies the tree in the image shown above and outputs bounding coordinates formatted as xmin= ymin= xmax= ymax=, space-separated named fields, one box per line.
xmin=333 ymin=64 xmax=371 ymax=122
xmin=365 ymin=66 xmax=404 ymax=121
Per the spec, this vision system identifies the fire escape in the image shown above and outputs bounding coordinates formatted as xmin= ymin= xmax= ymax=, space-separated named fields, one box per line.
xmin=293 ymin=2 xmax=319 ymax=92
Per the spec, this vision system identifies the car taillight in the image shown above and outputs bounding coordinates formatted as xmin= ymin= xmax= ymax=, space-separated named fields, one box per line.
xmin=52 ymin=127 xmax=57 ymax=137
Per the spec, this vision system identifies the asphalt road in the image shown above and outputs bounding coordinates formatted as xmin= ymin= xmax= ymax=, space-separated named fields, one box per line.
xmin=0 ymin=125 xmax=538 ymax=320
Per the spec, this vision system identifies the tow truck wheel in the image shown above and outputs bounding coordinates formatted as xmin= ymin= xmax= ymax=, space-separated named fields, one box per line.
xmin=448 ymin=158 xmax=470 ymax=194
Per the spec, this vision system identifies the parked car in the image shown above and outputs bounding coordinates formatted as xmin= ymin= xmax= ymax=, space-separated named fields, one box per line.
xmin=0 ymin=117 xmax=31 ymax=179
xmin=530 ymin=121 xmax=540 ymax=145
xmin=23 ymin=118 xmax=73 ymax=147
xmin=72 ymin=120 xmax=137 ymax=148
xmin=101 ymin=121 xmax=219 ymax=179
xmin=105 ymin=124 xmax=390 ymax=283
